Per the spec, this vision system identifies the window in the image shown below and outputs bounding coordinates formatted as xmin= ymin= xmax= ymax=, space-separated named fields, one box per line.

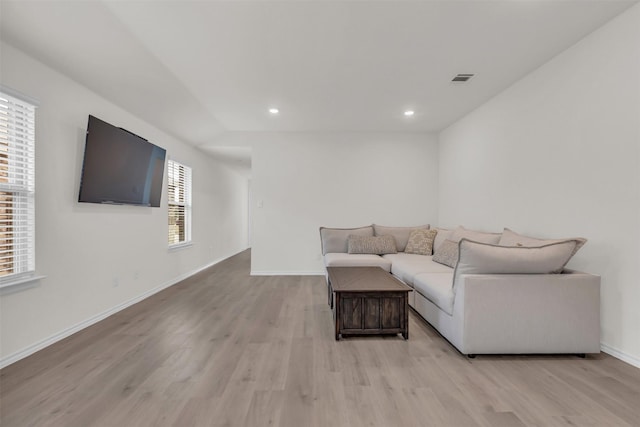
xmin=167 ymin=159 xmax=192 ymax=246
xmin=0 ymin=90 xmax=36 ymax=284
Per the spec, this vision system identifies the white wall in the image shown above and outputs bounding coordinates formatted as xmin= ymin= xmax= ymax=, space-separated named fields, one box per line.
xmin=251 ymin=132 xmax=438 ymax=274
xmin=0 ymin=43 xmax=249 ymax=365
xmin=212 ymin=132 xmax=439 ymax=274
xmin=438 ymin=5 xmax=640 ymax=365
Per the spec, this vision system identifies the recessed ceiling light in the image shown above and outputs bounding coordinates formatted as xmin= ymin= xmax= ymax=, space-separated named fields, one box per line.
xmin=404 ymin=110 xmax=415 ymax=116
xmin=269 ymin=108 xmax=279 ymax=114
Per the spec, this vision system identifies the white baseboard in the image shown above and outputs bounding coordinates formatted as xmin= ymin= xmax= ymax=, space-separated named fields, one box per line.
xmin=0 ymin=251 xmax=241 ymax=370
xmin=601 ymin=342 xmax=640 ymax=369
xmin=250 ymin=270 xmax=324 ymax=276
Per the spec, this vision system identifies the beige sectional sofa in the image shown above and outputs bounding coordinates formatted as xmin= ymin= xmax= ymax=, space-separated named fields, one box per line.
xmin=320 ymin=224 xmax=601 ymax=356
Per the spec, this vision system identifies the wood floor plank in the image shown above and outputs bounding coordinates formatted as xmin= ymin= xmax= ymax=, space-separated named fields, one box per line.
xmin=279 ymin=337 xmax=314 ymax=427
xmin=243 ymin=390 xmax=285 ymax=427
xmin=2 ymin=249 xmax=640 ymax=427
xmin=171 ymin=397 xmax=221 ymax=427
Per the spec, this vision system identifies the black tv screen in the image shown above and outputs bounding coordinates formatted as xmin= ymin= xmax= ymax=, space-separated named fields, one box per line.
xmin=78 ymin=115 xmax=166 ymax=207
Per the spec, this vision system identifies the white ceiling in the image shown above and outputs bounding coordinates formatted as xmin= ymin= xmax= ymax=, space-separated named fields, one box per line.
xmin=1 ymin=0 xmax=637 ymax=161
xmin=201 ymin=146 xmax=253 ymax=178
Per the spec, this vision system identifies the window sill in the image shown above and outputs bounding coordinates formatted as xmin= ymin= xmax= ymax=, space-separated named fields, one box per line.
xmin=0 ymin=274 xmax=46 ymax=289
xmin=169 ymin=242 xmax=193 ymax=252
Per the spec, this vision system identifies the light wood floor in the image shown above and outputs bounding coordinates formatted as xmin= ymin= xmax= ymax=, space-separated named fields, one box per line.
xmin=2 ymin=250 xmax=640 ymax=427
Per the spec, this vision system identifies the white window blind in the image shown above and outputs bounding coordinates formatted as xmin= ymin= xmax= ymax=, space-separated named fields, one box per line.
xmin=167 ymin=159 xmax=192 ymax=246
xmin=0 ymin=91 xmax=36 ymax=283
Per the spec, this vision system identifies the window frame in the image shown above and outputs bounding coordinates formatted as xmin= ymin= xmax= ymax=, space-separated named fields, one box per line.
xmin=0 ymin=88 xmax=38 ymax=288
xmin=167 ymin=159 xmax=192 ymax=249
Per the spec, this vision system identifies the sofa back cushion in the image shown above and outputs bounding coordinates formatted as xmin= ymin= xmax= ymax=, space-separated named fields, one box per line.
xmin=498 ymin=228 xmax=586 ymax=259
xmin=452 ymin=239 xmax=579 ymax=294
xmin=433 ymin=228 xmax=453 ymax=252
xmin=450 ymin=225 xmax=501 ymax=245
xmin=348 ymin=235 xmax=398 ymax=255
xmin=373 ymin=224 xmax=430 ymax=252
xmin=319 ymin=225 xmax=374 ymax=255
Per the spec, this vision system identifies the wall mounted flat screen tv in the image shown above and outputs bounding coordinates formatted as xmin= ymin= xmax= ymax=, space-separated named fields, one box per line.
xmin=78 ymin=115 xmax=166 ymax=207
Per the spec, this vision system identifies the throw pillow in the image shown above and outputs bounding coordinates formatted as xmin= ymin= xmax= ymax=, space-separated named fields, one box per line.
xmin=373 ymin=224 xmax=430 ymax=252
xmin=452 ymin=238 xmax=578 ymax=294
xmin=432 ymin=239 xmax=459 ymax=268
xmin=405 ymin=229 xmax=438 ymax=255
xmin=347 ymin=235 xmax=398 ymax=255
xmin=498 ymin=228 xmax=587 ymax=263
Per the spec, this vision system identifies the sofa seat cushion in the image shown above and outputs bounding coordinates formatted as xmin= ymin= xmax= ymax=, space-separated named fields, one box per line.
xmin=413 ymin=272 xmax=455 ymax=315
xmin=382 ymin=253 xmax=452 ymax=286
xmin=324 ymin=253 xmax=392 ymax=272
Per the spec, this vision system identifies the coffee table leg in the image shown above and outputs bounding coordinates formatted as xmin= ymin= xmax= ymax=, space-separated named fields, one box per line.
xmin=403 ymin=294 xmax=409 ymax=340
xmin=334 ymin=293 xmax=340 ymax=341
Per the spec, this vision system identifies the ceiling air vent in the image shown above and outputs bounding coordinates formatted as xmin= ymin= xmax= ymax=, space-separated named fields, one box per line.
xmin=451 ymin=73 xmax=475 ymax=84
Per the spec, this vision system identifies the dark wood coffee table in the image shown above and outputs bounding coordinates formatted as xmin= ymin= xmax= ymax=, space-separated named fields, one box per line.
xmin=327 ymin=266 xmax=412 ymax=340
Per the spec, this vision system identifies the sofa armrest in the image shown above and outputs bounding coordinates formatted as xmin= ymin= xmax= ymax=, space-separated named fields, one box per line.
xmin=453 ymin=271 xmax=601 ymax=354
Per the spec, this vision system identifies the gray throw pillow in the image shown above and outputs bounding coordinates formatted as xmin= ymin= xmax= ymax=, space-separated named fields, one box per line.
xmin=432 ymin=239 xmax=459 ymax=268
xmin=405 ymin=229 xmax=438 ymax=255
xmin=348 ymin=235 xmax=398 ymax=255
